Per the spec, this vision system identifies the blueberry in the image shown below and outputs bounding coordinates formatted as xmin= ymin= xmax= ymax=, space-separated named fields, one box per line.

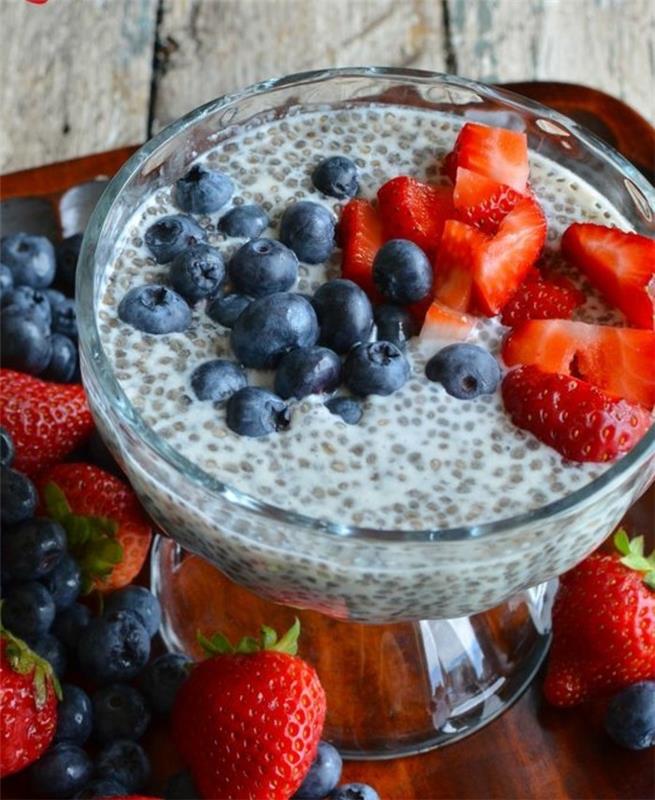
xmin=226 ymin=387 xmax=290 ymax=438
xmin=2 ymin=582 xmax=56 ymax=639
xmin=104 ymin=585 xmax=162 ymax=638
xmin=1 ymin=516 xmax=66 ymax=579
xmin=56 ymin=233 xmax=83 ymax=291
xmin=425 ymin=343 xmax=501 ymax=399
xmin=28 ymin=742 xmax=93 ymax=799
xmin=1 ymin=233 xmax=56 ymax=288
xmin=219 ymin=204 xmax=269 ymax=239
xmin=295 ymin=740 xmax=343 ymax=798
xmin=41 ymin=554 xmax=81 ymax=609
xmin=0 ymin=263 xmax=13 ymax=300
xmin=274 ymin=346 xmax=341 ymax=399
xmin=173 ymin=165 xmax=234 ymax=215
xmin=164 ymin=769 xmax=199 ymax=799
xmin=53 ymin=603 xmax=91 ymax=650
xmin=343 ymin=341 xmax=410 ymax=397
xmin=190 ymin=359 xmax=247 ymax=404
xmin=0 ymin=426 xmax=14 ymax=466
xmin=27 ymin=633 xmax=67 ymax=677
xmin=92 ymin=683 xmax=151 ymax=743
xmin=312 ymin=279 xmax=374 ymax=354
xmin=2 ymin=285 xmax=52 ymax=328
xmin=42 ymin=333 xmax=78 ymax=383
xmin=605 ymin=681 xmax=655 ymax=750
xmin=0 ymin=466 xmax=38 ymax=525
xmin=231 ymin=292 xmax=319 ymax=368
xmin=329 ymin=783 xmax=380 ymax=800
xmin=373 ymin=305 xmax=418 ymax=351
xmin=0 ymin=314 xmax=52 ymax=374
xmin=312 ymin=156 xmax=359 ymax=199
xmin=325 ymin=396 xmax=363 ymax=425
xmin=45 ymin=288 xmax=68 ymax=311
xmin=118 ymin=284 xmax=191 ymax=334
xmin=139 ymin=652 xmax=192 ymax=716
xmin=51 ymin=298 xmax=78 ymax=340
xmin=169 ymin=243 xmax=226 ymax=304
xmin=77 ymin=610 xmax=150 ymax=684
xmin=373 ymin=239 xmax=432 ymax=304
xmin=144 ymin=214 xmax=207 ymax=264
xmin=280 ymin=201 xmax=335 ymax=264
xmin=228 ymin=238 xmax=298 ymax=297
xmin=94 ymin=739 xmax=150 ymax=793
xmin=207 ymin=292 xmax=252 ymax=328
xmin=74 ymin=778 xmax=127 ymax=799
xmin=55 ymin=684 xmax=93 ymax=745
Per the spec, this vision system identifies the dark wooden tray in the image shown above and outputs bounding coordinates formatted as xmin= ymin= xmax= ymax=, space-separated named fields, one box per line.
xmin=1 ymin=82 xmax=653 ymax=800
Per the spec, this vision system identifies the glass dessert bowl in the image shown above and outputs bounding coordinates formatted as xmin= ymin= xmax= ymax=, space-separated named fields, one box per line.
xmin=77 ymin=68 xmax=655 ymax=757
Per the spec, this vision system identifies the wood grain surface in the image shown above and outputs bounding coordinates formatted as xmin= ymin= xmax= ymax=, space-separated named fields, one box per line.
xmin=1 ymin=0 xmax=654 ymax=172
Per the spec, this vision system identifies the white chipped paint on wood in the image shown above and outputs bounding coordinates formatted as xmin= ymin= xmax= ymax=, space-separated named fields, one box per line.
xmin=0 ymin=0 xmax=159 ymax=172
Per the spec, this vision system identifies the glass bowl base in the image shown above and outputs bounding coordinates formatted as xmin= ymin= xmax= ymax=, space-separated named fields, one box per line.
xmin=151 ymin=536 xmax=555 ymax=760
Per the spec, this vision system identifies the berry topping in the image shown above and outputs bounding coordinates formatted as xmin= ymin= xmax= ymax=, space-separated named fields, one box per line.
xmin=118 ymin=285 xmax=191 ymax=334
xmin=169 ymin=243 xmax=225 ymax=303
xmin=42 ymin=334 xmax=78 ymax=383
xmin=312 ymin=279 xmax=374 ymax=354
xmin=218 ymin=203 xmax=269 ymax=239
xmin=343 ymin=341 xmax=410 ymax=396
xmin=0 ymin=314 xmax=53 ymax=375
xmin=331 ymin=784 xmax=381 ymax=800
xmin=144 ymin=214 xmax=206 ymax=264
xmin=139 ymin=653 xmax=192 ymax=716
xmin=373 ymin=305 xmax=418 ymax=351
xmin=41 ymin=554 xmax=81 ymax=610
xmin=605 ymin=681 xmax=655 ymax=750
xmin=372 ymin=239 xmax=433 ymax=304
xmin=226 ymin=387 xmax=290 ymax=438
xmin=419 ymin=301 xmax=478 ymax=347
xmin=190 ymin=359 xmax=247 ymax=404
xmin=325 ymin=396 xmax=363 ymax=425
xmin=77 ymin=610 xmax=151 ymax=685
xmin=312 ymin=155 xmax=359 ymax=199
xmin=433 ymin=219 xmax=486 ymax=311
xmin=274 ymin=346 xmax=341 ymax=399
xmin=54 ymin=684 xmax=93 ymax=745
xmin=228 ymin=238 xmax=298 ymax=297
xmin=295 ymin=740 xmax=343 ymax=798
xmin=426 ymin=343 xmax=501 ymax=399
xmin=1 ymin=517 xmax=66 ymax=580
xmin=206 ymin=292 xmax=252 ymax=328
xmin=51 ymin=297 xmax=77 ymax=341
xmin=453 ymin=167 xmax=522 ymax=234
xmin=91 ymin=683 xmax=151 ymax=743
xmin=280 ymin=201 xmax=336 ymax=264
xmin=447 ymin=122 xmax=529 ymax=193
xmin=1 ymin=233 xmax=56 ymax=289
xmin=2 ymin=285 xmax=52 ymax=328
xmin=173 ymin=164 xmax=234 ymax=215
xmin=2 ymin=582 xmax=56 ymax=640
xmin=338 ymin=198 xmax=383 ymax=297
xmin=1 ymin=465 xmax=38 ymax=524
xmin=500 ymin=271 xmax=585 ymax=326
xmin=104 ymin=586 xmax=162 ymax=639
xmin=27 ymin=741 xmax=93 ymax=799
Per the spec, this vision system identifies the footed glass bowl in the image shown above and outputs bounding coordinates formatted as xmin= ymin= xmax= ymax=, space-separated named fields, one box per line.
xmin=77 ymin=68 xmax=655 ymax=756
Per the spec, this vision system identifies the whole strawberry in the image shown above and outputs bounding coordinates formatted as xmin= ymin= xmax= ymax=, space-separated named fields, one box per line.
xmin=0 ymin=626 xmax=61 ymax=777
xmin=172 ymin=620 xmax=326 ymax=800
xmin=0 ymin=369 xmax=94 ymax=477
xmin=37 ymin=462 xmax=152 ymax=593
xmin=544 ymin=530 xmax=655 ymax=707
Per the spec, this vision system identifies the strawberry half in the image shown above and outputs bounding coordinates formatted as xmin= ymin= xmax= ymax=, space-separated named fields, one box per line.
xmin=447 ymin=122 xmax=529 ymax=193
xmin=501 ymin=365 xmax=650 ymax=462
xmin=37 ymin=462 xmax=152 ymax=593
xmin=453 ymin=167 xmax=522 ymax=234
xmin=420 ymin=301 xmax=478 ymax=347
xmin=500 ymin=272 xmax=585 ymax=327
xmin=339 ymin=198 xmax=383 ymax=297
xmin=0 ymin=369 xmax=94 ymax=477
xmin=543 ymin=529 xmax=655 ymax=706
xmin=377 ymin=176 xmax=454 ymax=256
xmin=502 ymin=319 xmax=655 ymax=409
xmin=433 ymin=219 xmax=486 ymax=311
xmin=562 ymin=223 xmax=655 ymax=329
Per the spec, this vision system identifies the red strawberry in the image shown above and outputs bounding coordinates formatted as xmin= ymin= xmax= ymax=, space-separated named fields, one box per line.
xmin=500 ymin=273 xmax=585 ymax=326
xmin=453 ymin=167 xmax=522 ymax=234
xmin=0 ymin=369 xmax=94 ymax=477
xmin=447 ymin=122 xmax=529 ymax=193
xmin=377 ymin=176 xmax=454 ymax=256
xmin=543 ymin=529 xmax=655 ymax=706
xmin=502 ymin=319 xmax=655 ymax=409
xmin=1 ymin=627 xmax=60 ymax=778
xmin=420 ymin=301 xmax=478 ymax=346
xmin=433 ymin=219 xmax=486 ymax=311
xmin=501 ymin=365 xmax=650 ymax=462
xmin=338 ymin=198 xmax=383 ymax=298
xmin=562 ymin=223 xmax=655 ymax=329
xmin=172 ymin=620 xmax=326 ymax=800
xmin=37 ymin=463 xmax=152 ymax=593
xmin=473 ymin=196 xmax=547 ymax=315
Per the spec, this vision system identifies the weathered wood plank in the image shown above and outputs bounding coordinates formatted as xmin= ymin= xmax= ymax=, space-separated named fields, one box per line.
xmin=150 ymin=0 xmax=447 ymax=132
xmin=447 ymin=0 xmax=655 ymax=125
xmin=0 ymin=0 xmax=159 ymax=173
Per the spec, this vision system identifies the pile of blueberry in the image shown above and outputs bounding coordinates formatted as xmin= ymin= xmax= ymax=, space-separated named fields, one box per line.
xmin=1 ymin=232 xmax=81 ymax=382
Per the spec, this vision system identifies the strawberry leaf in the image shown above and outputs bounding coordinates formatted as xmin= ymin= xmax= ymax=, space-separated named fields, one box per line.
xmin=272 ymin=617 xmax=300 ymax=656
xmin=260 ymin=625 xmax=278 ymax=650
xmin=235 ymin=636 xmax=260 ymax=654
xmin=614 ymin=528 xmax=655 ymax=589
xmin=613 ymin=528 xmax=631 ymax=556
xmin=197 ymin=631 xmax=233 ymax=656
xmin=1 ymin=624 xmax=62 ymax=707
xmin=196 ymin=618 xmax=302 ymax=658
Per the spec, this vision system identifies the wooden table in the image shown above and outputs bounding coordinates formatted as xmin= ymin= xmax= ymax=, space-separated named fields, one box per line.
xmin=1 ymin=82 xmax=654 ymax=800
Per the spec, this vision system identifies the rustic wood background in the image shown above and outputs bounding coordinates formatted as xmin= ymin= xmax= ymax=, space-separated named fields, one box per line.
xmin=1 ymin=0 xmax=654 ymax=174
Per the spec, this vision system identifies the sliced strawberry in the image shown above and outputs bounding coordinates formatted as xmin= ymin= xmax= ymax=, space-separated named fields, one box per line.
xmin=502 ymin=365 xmax=651 ymax=462
xmin=442 ymin=150 xmax=458 ymax=183
xmin=448 ymin=122 xmax=529 ymax=193
xmin=500 ymin=273 xmax=585 ymax=326
xmin=433 ymin=219 xmax=486 ymax=311
xmin=453 ymin=167 xmax=522 ymax=234
xmin=338 ymin=198 xmax=384 ymax=298
xmin=473 ymin=196 xmax=547 ymax=315
xmin=502 ymin=319 xmax=655 ymax=409
xmin=562 ymin=223 xmax=655 ymax=329
xmin=377 ymin=177 xmax=454 ymax=256
xmin=420 ymin=301 xmax=478 ymax=347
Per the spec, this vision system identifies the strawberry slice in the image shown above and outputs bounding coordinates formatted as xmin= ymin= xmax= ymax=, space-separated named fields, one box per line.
xmin=433 ymin=219 xmax=486 ymax=311
xmin=453 ymin=167 xmax=522 ymax=234
xmin=562 ymin=223 xmax=655 ymax=329
xmin=502 ymin=319 xmax=655 ymax=409
xmin=420 ymin=301 xmax=478 ymax=346
xmin=447 ymin=122 xmax=529 ymax=193
xmin=338 ymin=198 xmax=384 ymax=298
xmin=473 ymin=196 xmax=547 ymax=315
xmin=502 ymin=365 xmax=651 ymax=462
xmin=500 ymin=272 xmax=585 ymax=326
xmin=377 ymin=176 xmax=454 ymax=256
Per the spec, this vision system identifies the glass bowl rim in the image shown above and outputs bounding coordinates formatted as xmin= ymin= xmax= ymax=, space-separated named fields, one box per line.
xmin=77 ymin=65 xmax=655 ymax=545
